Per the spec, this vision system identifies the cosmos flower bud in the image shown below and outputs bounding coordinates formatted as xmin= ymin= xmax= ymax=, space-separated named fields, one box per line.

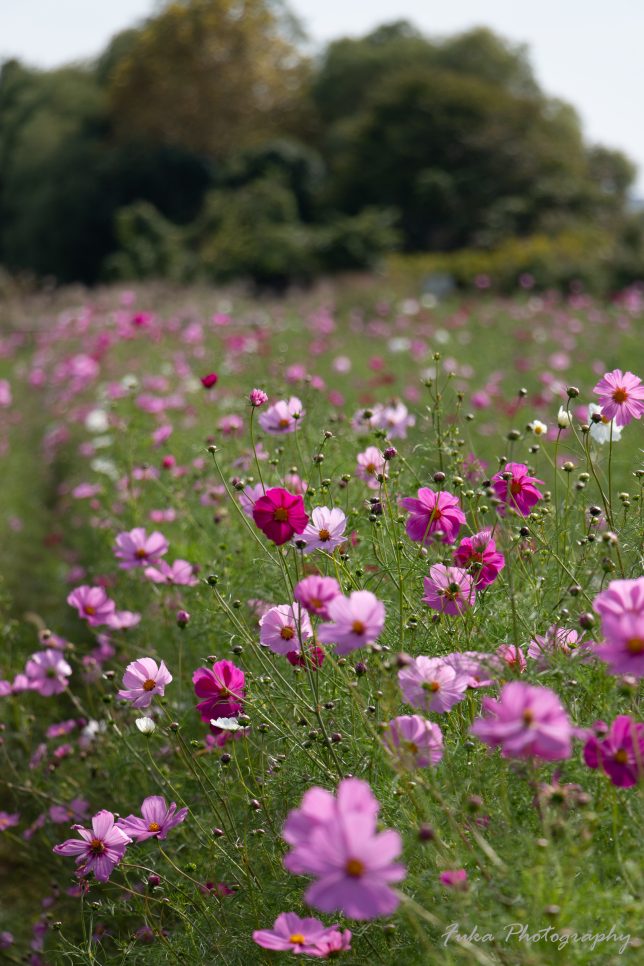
xmin=557 ymin=407 xmax=571 ymax=429
xmin=201 ymin=373 xmax=218 ymax=389
xmin=135 ymin=717 xmax=156 ymax=735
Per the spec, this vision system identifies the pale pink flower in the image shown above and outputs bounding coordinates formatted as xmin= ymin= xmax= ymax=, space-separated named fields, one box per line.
xmin=298 ymin=507 xmax=347 ymax=553
xmin=259 ymin=603 xmax=313 ymax=655
xmin=317 ymin=591 xmax=386 ymax=655
xmin=398 ymin=656 xmax=468 ymax=713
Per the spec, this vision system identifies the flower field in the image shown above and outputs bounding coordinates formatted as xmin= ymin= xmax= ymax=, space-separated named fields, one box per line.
xmin=0 ymin=280 xmax=642 ymax=964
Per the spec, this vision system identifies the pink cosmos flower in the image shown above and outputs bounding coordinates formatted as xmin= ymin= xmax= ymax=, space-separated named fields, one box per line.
xmin=200 ymin=372 xmax=218 ymax=389
xmin=453 ymin=529 xmax=505 ymax=587
xmin=252 ymin=487 xmax=309 ymax=546
xmin=294 ymin=575 xmax=341 ymax=618
xmin=398 ymin=656 xmax=468 ymax=713
xmin=117 ymin=796 xmax=188 ymax=842
xmin=286 ymin=645 xmax=325 ymax=669
xmin=593 ymin=369 xmax=644 ymax=426
xmin=369 ymin=401 xmax=415 ymax=439
xmin=113 ymin=528 xmax=168 ymax=569
xmin=0 ymin=812 xmax=20 ymax=831
xmin=118 ymin=658 xmax=172 ymax=708
xmin=583 ymin=715 xmax=644 ymax=788
xmin=192 ymin=660 xmax=245 ymax=722
xmin=67 ymin=585 xmax=116 ymax=627
xmin=249 ymin=388 xmax=268 ymax=407
xmin=144 ymin=559 xmax=199 ymax=585
xmin=317 ymin=591 xmax=386 ymax=655
xmin=422 ymin=565 xmax=475 ymax=615
xmin=382 ymin=715 xmax=444 ymax=768
xmin=253 ymin=913 xmax=351 ymax=957
xmin=355 ymin=446 xmax=387 ymax=489
xmin=53 ymin=810 xmax=131 ymax=882
xmin=399 ymin=488 xmax=465 ymax=545
xmin=24 ymin=650 xmax=72 ymax=696
xmin=283 ymin=778 xmax=405 ymax=920
xmin=238 ymin=482 xmax=264 ymax=518
xmin=259 ymin=603 xmax=313 ymax=655
xmin=49 ymin=799 xmax=90 ymax=824
xmin=299 ymin=507 xmax=347 ymax=553
xmin=258 ymin=396 xmax=304 ymax=434
xmin=593 ymin=577 xmax=644 ymax=676
xmin=439 ymin=869 xmax=468 ymax=890
xmin=496 ymin=644 xmax=527 ymax=673
xmin=528 ymin=625 xmax=583 ymax=667
xmin=471 ymin=682 xmax=573 ymax=761
xmin=442 ymin=651 xmax=498 ymax=688
xmin=491 ymin=462 xmax=544 ymax=516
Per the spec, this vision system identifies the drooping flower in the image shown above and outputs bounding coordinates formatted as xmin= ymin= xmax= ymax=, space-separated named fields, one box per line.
xmin=583 ymin=715 xmax=644 ymax=788
xmin=117 ymin=796 xmax=188 ymax=842
xmin=593 ymin=369 xmax=644 ymax=426
xmin=259 ymin=603 xmax=313 ymax=655
xmin=382 ymin=715 xmax=444 ymax=768
xmin=294 ymin=575 xmax=341 ymax=618
xmin=317 ymin=591 xmax=386 ymax=655
xmin=253 ymin=913 xmax=351 ymax=957
xmin=398 ymin=656 xmax=468 ymax=713
xmin=471 ymin=682 xmax=574 ymax=761
xmin=192 ymin=660 xmax=245 ymax=722
xmin=144 ymin=559 xmax=199 ymax=585
xmin=118 ymin=658 xmax=172 ymax=709
xmin=355 ymin=447 xmax=387 ymax=489
xmin=422 ymin=565 xmax=475 ymax=615
xmin=24 ymin=650 xmax=72 ymax=696
xmin=491 ymin=463 xmax=544 ymax=516
xmin=588 ymin=403 xmax=622 ymax=444
xmin=298 ymin=507 xmax=347 ymax=553
xmin=283 ymin=778 xmax=405 ymax=920
xmin=453 ymin=529 xmax=505 ymax=588
xmin=53 ymin=810 xmax=131 ymax=882
xmin=67 ymin=585 xmax=116 ymax=627
xmin=252 ymin=487 xmax=309 ymax=546
xmin=258 ymin=397 xmax=304 ymax=434
xmin=113 ymin=528 xmax=168 ymax=569
xmin=399 ymin=488 xmax=465 ymax=545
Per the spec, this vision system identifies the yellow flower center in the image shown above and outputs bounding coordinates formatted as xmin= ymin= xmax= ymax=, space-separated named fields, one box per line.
xmin=612 ymin=388 xmax=628 ymax=404
xmin=89 ymin=838 xmax=105 ymax=855
xmin=626 ymin=637 xmax=643 ymax=655
xmin=273 ymin=507 xmax=288 ymax=522
xmin=143 ymin=679 xmax=156 ymax=691
xmin=280 ymin=626 xmax=295 ymax=640
xmin=318 ymin=528 xmax=331 ymax=541
xmin=84 ymin=605 xmax=96 ymax=616
xmin=351 ymin=620 xmax=366 ymax=635
xmin=523 ymin=709 xmax=534 ymax=725
xmin=345 ymin=858 xmax=365 ymax=878
xmin=136 ymin=548 xmax=148 ymax=558
xmin=289 ymin=933 xmax=305 ymax=945
xmin=278 ymin=418 xmax=291 ymax=429
xmin=148 ymin=822 xmax=161 ymax=833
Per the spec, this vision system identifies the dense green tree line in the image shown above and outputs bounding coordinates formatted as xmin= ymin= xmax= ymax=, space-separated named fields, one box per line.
xmin=0 ymin=1 xmax=640 ymax=286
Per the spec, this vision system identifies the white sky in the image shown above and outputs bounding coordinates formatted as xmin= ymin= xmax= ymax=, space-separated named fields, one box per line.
xmin=3 ymin=0 xmax=643 ymax=191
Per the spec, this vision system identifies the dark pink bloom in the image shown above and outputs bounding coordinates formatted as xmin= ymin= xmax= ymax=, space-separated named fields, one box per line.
xmin=53 ymin=810 xmax=131 ymax=882
xmin=593 ymin=369 xmax=644 ymax=426
xmin=113 ymin=528 xmax=168 ymax=569
xmin=422 ymin=565 xmax=475 ymax=615
xmin=286 ymin=645 xmax=325 ymax=669
xmin=192 ymin=660 xmax=245 ymax=722
xmin=583 ymin=715 xmax=644 ymax=787
xmin=24 ymin=650 xmax=72 ymax=696
xmin=453 ymin=529 xmax=505 ymax=587
xmin=294 ymin=575 xmax=341 ymax=618
xmin=253 ymin=912 xmax=350 ymax=956
xmin=382 ymin=715 xmax=444 ymax=768
xmin=471 ymin=682 xmax=574 ymax=761
xmin=118 ymin=658 xmax=172 ymax=708
xmin=249 ymin=388 xmax=268 ymax=407
xmin=259 ymin=603 xmax=313 ymax=655
xmin=398 ymin=656 xmax=468 ymax=713
xmin=283 ymin=778 xmax=405 ymax=920
xmin=144 ymin=559 xmax=199 ymax=585
xmin=200 ymin=372 xmax=218 ymax=389
xmin=67 ymin=585 xmax=116 ymax=626
xmin=491 ymin=463 xmax=544 ymax=516
xmin=252 ymin=487 xmax=309 ymax=546
xmin=400 ymin=488 xmax=465 ymax=545
xmin=317 ymin=591 xmax=386 ymax=655
xmin=496 ymin=644 xmax=527 ymax=673
xmin=117 ymin=796 xmax=188 ymax=842
xmin=439 ymin=869 xmax=468 ymax=889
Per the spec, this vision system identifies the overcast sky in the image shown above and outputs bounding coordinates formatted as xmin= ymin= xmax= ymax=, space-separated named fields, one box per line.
xmin=3 ymin=0 xmax=643 ymax=191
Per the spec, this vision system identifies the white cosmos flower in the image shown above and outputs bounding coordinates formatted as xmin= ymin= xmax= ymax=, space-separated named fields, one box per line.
xmin=210 ymin=717 xmax=243 ymax=731
xmin=588 ymin=403 xmax=622 ymax=445
xmin=85 ymin=409 xmax=109 ymax=433
xmin=557 ymin=407 xmax=571 ymax=429
xmin=135 ymin=717 xmax=156 ymax=735
xmin=529 ymin=420 xmax=548 ymax=436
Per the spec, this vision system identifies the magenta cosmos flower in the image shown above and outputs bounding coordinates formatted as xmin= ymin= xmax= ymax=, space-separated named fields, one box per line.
xmin=317 ymin=590 xmax=386 ymax=655
xmin=118 ymin=658 xmax=172 ymax=709
xmin=399 ymin=488 xmax=465 ymax=545
xmin=192 ymin=660 xmax=245 ymax=722
xmin=253 ymin=913 xmax=351 ymax=957
xmin=258 ymin=396 xmax=304 ymax=434
xmin=593 ymin=369 xmax=644 ymax=426
xmin=144 ymin=559 xmax=198 ymax=585
xmin=253 ymin=487 xmax=309 ymax=546
xmin=422 ymin=565 xmax=475 ymax=615
xmin=453 ymin=529 xmax=505 ymax=588
xmin=355 ymin=446 xmax=387 ymax=489
xmin=439 ymin=869 xmax=468 ymax=890
xmin=113 ymin=528 xmax=168 ymax=569
xmin=24 ymin=649 xmax=72 ymax=696
xmin=249 ymin=388 xmax=268 ymax=407
xmin=398 ymin=656 xmax=468 ymax=713
xmin=283 ymin=778 xmax=405 ymax=920
xmin=117 ymin=796 xmax=188 ymax=842
xmin=382 ymin=715 xmax=444 ymax=768
xmin=471 ymin=682 xmax=573 ymax=761
xmin=53 ymin=810 xmax=131 ymax=882
xmin=299 ymin=507 xmax=347 ymax=553
xmin=0 ymin=812 xmax=20 ymax=832
xmin=200 ymin=372 xmax=218 ymax=389
xmin=67 ymin=585 xmax=116 ymax=626
xmin=294 ymin=575 xmax=341 ymax=619
xmin=583 ymin=715 xmax=644 ymax=788
xmin=259 ymin=603 xmax=313 ymax=655
xmin=491 ymin=462 xmax=544 ymax=516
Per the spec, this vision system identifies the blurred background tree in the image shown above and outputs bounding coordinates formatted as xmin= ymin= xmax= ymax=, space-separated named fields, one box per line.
xmin=0 ymin=2 xmax=641 ymax=289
